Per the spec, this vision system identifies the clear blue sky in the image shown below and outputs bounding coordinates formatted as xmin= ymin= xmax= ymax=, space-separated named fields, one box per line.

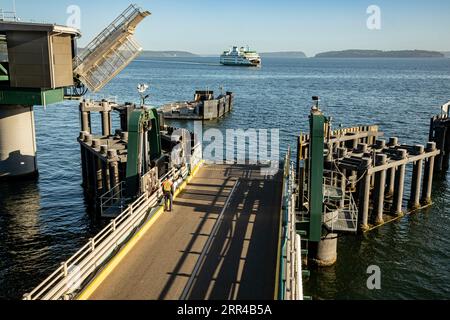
xmin=4 ymin=0 xmax=450 ymax=56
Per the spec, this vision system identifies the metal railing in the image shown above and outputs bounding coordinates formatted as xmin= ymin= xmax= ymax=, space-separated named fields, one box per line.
xmin=74 ymin=4 xmax=143 ymax=67
xmin=323 ymin=170 xmax=344 ymax=202
xmin=323 ymin=193 xmax=358 ymax=233
xmin=73 ymin=4 xmax=147 ymax=92
xmin=24 ymin=161 xmax=200 ymax=300
xmin=76 ymin=36 xmax=142 ymax=92
xmin=100 ymin=182 xmax=125 ymax=218
xmin=322 ymin=170 xmax=358 ymax=233
xmin=190 ymin=143 xmax=203 ymax=171
xmin=0 ymin=9 xmax=17 ymax=21
xmin=278 ymin=148 xmax=303 ymax=300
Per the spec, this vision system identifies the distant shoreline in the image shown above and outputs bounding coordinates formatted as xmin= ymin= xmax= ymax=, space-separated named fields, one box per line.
xmin=315 ymin=50 xmax=445 ymax=59
xmin=2 ymin=48 xmax=449 ymax=61
xmin=135 ymin=50 xmax=448 ymax=59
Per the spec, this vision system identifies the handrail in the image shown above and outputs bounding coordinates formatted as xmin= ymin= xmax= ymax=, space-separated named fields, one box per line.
xmin=74 ymin=4 xmax=143 ymax=66
xmin=24 ymin=161 xmax=198 ymax=300
xmin=278 ymin=147 xmax=303 ymax=300
xmin=323 ymin=192 xmax=358 ymax=233
xmin=0 ymin=9 xmax=18 ymax=21
xmin=100 ymin=182 xmax=125 ymax=217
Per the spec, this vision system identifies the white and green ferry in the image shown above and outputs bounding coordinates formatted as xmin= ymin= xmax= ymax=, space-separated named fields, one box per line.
xmin=220 ymin=46 xmax=261 ymax=67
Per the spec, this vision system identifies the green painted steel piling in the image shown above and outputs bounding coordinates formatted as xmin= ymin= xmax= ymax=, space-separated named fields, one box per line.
xmin=308 ymin=107 xmax=325 ymax=243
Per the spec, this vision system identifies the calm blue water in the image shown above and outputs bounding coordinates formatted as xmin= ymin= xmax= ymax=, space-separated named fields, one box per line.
xmin=0 ymin=57 xmax=449 ymax=299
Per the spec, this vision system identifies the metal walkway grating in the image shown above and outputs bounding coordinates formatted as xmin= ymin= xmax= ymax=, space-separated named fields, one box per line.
xmin=73 ymin=4 xmax=150 ymax=92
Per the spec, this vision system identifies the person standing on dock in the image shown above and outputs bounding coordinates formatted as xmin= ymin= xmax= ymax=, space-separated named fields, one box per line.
xmin=163 ymin=178 xmax=174 ymax=212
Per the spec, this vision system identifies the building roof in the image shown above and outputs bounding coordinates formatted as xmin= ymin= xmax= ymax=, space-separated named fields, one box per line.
xmin=0 ymin=21 xmax=81 ymax=37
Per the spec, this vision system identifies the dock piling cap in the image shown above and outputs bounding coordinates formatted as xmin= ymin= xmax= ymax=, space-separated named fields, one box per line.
xmin=107 ymin=149 xmax=118 ymax=159
xmin=427 ymin=142 xmax=437 ymax=151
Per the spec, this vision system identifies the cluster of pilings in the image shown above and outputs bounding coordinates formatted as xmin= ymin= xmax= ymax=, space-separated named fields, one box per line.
xmin=297 ymin=125 xmax=441 ymax=233
xmin=296 ymin=125 xmax=381 ymax=211
xmin=78 ymin=100 xmax=130 ymax=203
xmin=334 ymin=138 xmax=439 ymax=232
xmin=294 ymin=101 xmax=449 ymax=268
xmin=77 ymin=99 xmax=195 ymax=213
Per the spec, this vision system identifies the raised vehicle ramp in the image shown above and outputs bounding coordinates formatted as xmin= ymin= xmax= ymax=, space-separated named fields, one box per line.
xmin=82 ymin=164 xmax=283 ymax=300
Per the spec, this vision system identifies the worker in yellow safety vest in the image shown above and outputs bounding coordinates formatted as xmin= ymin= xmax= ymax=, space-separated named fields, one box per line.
xmin=163 ymin=178 xmax=174 ymax=212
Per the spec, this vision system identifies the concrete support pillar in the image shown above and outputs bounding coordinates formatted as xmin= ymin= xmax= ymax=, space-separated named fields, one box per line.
xmin=91 ymin=139 xmax=103 ymax=198
xmin=121 ymin=132 xmax=129 ymax=143
xmin=358 ymin=157 xmax=372 ymax=232
xmin=422 ymin=142 xmax=436 ymax=205
xmin=100 ymin=145 xmax=110 ymax=193
xmin=0 ymin=105 xmax=38 ymax=178
xmin=350 ymin=170 xmax=357 ymax=192
xmin=95 ymin=159 xmax=103 ymax=197
xmin=0 ymin=105 xmax=38 ymax=179
xmin=81 ymin=111 xmax=91 ymax=134
xmin=386 ymin=167 xmax=396 ymax=197
xmin=315 ymin=233 xmax=338 ymax=267
xmin=388 ymin=137 xmax=399 ymax=148
xmin=100 ymin=111 xmax=111 ymax=137
xmin=108 ymin=149 xmax=120 ymax=189
xmin=100 ymin=101 xmax=112 ymax=137
xmin=375 ymin=139 xmax=386 ymax=150
xmin=340 ymin=168 xmax=347 ymax=208
xmin=357 ymin=143 xmax=368 ymax=154
xmin=374 ymin=154 xmax=388 ymax=225
xmin=83 ymin=134 xmax=94 ymax=195
xmin=444 ymin=126 xmax=450 ymax=171
xmin=409 ymin=145 xmax=425 ymax=210
xmin=392 ymin=149 xmax=408 ymax=216
xmin=79 ymin=132 xmax=89 ymax=188
xmin=337 ymin=147 xmax=347 ymax=159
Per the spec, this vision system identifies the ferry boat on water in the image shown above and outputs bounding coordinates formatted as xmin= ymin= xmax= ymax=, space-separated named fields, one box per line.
xmin=220 ymin=46 xmax=261 ymax=67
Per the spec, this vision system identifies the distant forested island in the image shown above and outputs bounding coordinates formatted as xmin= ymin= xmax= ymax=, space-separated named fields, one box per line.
xmin=76 ymin=48 xmax=198 ymax=58
xmin=138 ymin=51 xmax=198 ymax=58
xmin=260 ymin=51 xmax=306 ymax=58
xmin=315 ymin=50 xmax=445 ymax=58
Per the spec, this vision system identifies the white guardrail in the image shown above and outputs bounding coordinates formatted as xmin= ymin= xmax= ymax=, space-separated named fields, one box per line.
xmin=24 ymin=145 xmax=203 ymax=300
xmin=282 ymin=162 xmax=304 ymax=300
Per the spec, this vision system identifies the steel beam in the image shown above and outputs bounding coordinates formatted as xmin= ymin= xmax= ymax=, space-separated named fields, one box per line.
xmin=308 ymin=109 xmax=325 ymax=243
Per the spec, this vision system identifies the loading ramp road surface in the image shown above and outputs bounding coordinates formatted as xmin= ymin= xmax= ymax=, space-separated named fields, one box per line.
xmin=88 ymin=164 xmax=283 ymax=300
